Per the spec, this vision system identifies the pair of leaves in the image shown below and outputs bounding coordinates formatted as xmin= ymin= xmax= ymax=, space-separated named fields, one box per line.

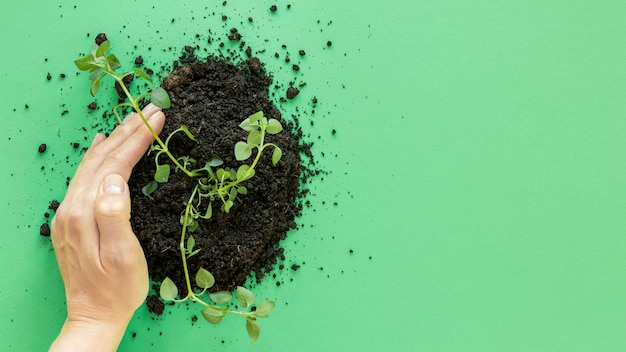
xmin=185 ymin=235 xmax=201 ymax=258
xmin=160 ymin=267 xmax=216 ymax=301
xmin=75 ymin=40 xmax=170 ymax=107
xmin=235 ymin=142 xmax=282 ymax=165
xmin=74 ymin=41 xmax=121 ymax=96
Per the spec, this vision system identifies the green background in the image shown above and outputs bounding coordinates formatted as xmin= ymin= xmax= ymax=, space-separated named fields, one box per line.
xmin=1 ymin=1 xmax=625 ymax=351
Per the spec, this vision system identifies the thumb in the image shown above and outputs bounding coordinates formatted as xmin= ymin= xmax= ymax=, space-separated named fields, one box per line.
xmin=95 ymin=174 xmax=135 ymax=251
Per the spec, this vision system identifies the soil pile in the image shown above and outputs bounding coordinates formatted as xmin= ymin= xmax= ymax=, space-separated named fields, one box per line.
xmin=128 ymin=52 xmax=307 ymax=304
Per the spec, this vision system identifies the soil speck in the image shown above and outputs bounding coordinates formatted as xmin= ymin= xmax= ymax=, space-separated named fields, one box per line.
xmin=286 ymin=87 xmax=300 ymax=99
xmin=40 ymin=223 xmax=51 ymax=237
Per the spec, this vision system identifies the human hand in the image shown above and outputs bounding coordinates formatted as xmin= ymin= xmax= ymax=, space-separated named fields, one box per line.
xmin=49 ymin=104 xmax=165 ymax=351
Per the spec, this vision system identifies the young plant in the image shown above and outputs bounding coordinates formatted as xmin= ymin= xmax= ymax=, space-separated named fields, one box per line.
xmin=74 ymin=39 xmax=196 ymax=178
xmin=159 ymin=193 xmax=275 ymax=343
xmin=75 ymin=38 xmax=280 ymax=343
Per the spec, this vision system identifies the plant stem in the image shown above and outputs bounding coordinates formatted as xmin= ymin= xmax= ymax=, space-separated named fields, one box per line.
xmin=178 ymin=188 xmax=252 ymax=319
xmin=180 ymin=187 xmax=198 ymax=298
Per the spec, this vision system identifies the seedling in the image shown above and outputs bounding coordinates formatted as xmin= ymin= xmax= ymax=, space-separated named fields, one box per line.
xmin=75 ymin=39 xmax=281 ymax=342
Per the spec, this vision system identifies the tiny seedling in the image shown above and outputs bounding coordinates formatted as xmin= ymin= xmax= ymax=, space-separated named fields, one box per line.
xmin=75 ymin=39 xmax=282 ymax=342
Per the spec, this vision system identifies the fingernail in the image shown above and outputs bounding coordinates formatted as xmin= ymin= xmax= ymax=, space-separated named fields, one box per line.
xmin=103 ymin=174 xmax=125 ymax=193
xmin=143 ymin=103 xmax=160 ymax=116
xmin=90 ymin=133 xmax=105 ymax=148
xmin=148 ymin=111 xmax=164 ymax=122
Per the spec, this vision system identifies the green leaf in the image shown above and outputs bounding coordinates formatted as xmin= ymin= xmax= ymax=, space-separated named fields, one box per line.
xmin=187 ymin=219 xmax=199 ymax=232
xmin=235 ymin=141 xmax=252 ymax=161
xmin=266 ymin=119 xmax=283 ymax=134
xmin=74 ymin=54 xmax=97 ymax=71
xmin=106 ymin=54 xmax=121 ymax=69
xmin=154 ymin=164 xmax=170 ymax=183
xmin=223 ymin=200 xmax=234 ymax=213
xmin=203 ymin=203 xmax=213 ymax=219
xmin=249 ymin=111 xmax=264 ymax=123
xmin=177 ymin=125 xmax=196 ymax=141
xmin=247 ymin=130 xmax=262 ymax=147
xmin=95 ymin=40 xmax=110 ymax=58
xmin=237 ymin=186 xmax=248 ymax=195
xmin=238 ymin=117 xmax=256 ymax=132
xmin=134 ymin=68 xmax=153 ymax=83
xmin=272 ymin=146 xmax=282 ymax=166
xmin=90 ymin=77 xmax=101 ymax=96
xmin=90 ymin=43 xmax=99 ymax=57
xmin=237 ymin=165 xmax=250 ymax=179
xmin=246 ymin=319 xmax=261 ymax=343
xmin=207 ymin=154 xmax=224 ymax=167
xmin=236 ymin=286 xmax=255 ymax=308
xmin=141 ymin=181 xmax=158 ymax=198
xmin=210 ymin=291 xmax=233 ymax=304
xmin=228 ymin=187 xmax=238 ymax=202
xmin=88 ymin=68 xmax=104 ymax=81
xmin=151 ymin=87 xmax=171 ymax=108
xmin=216 ymin=168 xmax=231 ymax=181
xmin=180 ymin=213 xmax=199 ymax=232
xmin=159 ymin=277 xmax=178 ymax=301
xmin=201 ymin=307 xmax=224 ymax=325
xmin=254 ymin=300 xmax=275 ymax=318
xmin=227 ymin=167 xmax=237 ymax=181
xmin=188 ymin=248 xmax=201 ymax=257
xmin=187 ymin=235 xmax=195 ymax=251
xmin=195 ymin=267 xmax=215 ymax=289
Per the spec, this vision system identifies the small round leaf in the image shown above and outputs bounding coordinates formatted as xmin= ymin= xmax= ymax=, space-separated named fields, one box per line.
xmin=235 ymin=142 xmax=252 ymax=161
xmin=249 ymin=111 xmax=264 ymax=123
xmin=90 ymin=77 xmax=101 ymax=96
xmin=141 ymin=181 xmax=158 ymax=198
xmin=151 ymin=87 xmax=171 ymax=109
xmin=74 ymin=54 xmax=97 ymax=71
xmin=159 ymin=277 xmax=178 ymax=301
xmin=254 ymin=300 xmax=275 ymax=318
xmin=237 ymin=165 xmax=250 ymax=179
xmin=210 ymin=291 xmax=233 ymax=304
xmin=266 ymin=119 xmax=283 ymax=134
xmin=238 ymin=117 xmax=256 ymax=132
xmin=272 ymin=146 xmax=282 ymax=166
xmin=195 ymin=267 xmax=215 ymax=289
xmin=154 ymin=164 xmax=170 ymax=183
xmin=106 ymin=54 xmax=121 ymax=69
xmin=236 ymin=286 xmax=255 ymax=308
xmin=246 ymin=319 xmax=261 ymax=343
xmin=201 ymin=308 xmax=224 ymax=325
xmin=247 ymin=130 xmax=262 ymax=146
xmin=207 ymin=154 xmax=224 ymax=167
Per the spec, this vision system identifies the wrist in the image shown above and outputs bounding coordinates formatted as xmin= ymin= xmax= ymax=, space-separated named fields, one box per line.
xmin=50 ymin=317 xmax=130 ymax=352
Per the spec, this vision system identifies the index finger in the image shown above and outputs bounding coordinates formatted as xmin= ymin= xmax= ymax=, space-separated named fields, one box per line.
xmin=66 ymin=104 xmax=163 ymax=200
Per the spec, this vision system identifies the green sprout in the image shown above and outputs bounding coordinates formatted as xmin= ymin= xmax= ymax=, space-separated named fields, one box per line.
xmin=75 ymin=39 xmax=282 ymax=343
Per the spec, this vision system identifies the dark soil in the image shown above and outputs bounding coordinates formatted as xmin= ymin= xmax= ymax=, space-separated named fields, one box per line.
xmin=128 ymin=52 xmax=308 ymax=301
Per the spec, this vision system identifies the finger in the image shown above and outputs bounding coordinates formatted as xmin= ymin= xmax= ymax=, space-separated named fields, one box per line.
xmin=93 ymin=110 xmax=165 ymax=183
xmin=94 ymin=174 xmax=145 ymax=269
xmin=66 ymin=104 xmax=162 ymax=199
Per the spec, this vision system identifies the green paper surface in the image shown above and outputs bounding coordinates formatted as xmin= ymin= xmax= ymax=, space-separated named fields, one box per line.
xmin=1 ymin=1 xmax=625 ymax=351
